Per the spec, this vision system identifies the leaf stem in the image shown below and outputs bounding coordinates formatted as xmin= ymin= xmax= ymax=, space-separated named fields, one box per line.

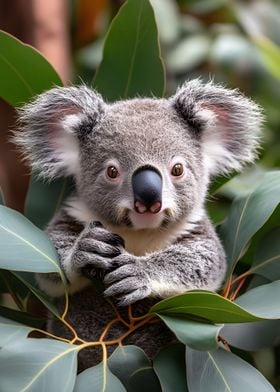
xmin=229 ymin=276 xmax=247 ymax=301
xmin=222 ymin=276 xmax=232 ymax=298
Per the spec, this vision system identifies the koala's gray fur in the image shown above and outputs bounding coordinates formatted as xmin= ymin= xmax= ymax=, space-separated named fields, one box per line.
xmin=15 ymin=79 xmax=263 ymax=370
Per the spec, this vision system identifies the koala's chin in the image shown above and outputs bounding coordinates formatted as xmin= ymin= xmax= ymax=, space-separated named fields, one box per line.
xmin=129 ymin=210 xmax=165 ymax=230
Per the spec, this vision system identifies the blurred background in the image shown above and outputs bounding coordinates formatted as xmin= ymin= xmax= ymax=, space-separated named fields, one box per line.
xmin=0 ymin=0 xmax=279 ymax=217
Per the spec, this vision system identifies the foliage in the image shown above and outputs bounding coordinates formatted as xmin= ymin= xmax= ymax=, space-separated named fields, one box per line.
xmin=0 ymin=0 xmax=280 ymax=390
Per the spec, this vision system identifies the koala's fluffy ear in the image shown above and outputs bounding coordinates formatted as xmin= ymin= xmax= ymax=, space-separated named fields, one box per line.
xmin=171 ymin=79 xmax=264 ymax=176
xmin=15 ymin=86 xmax=104 ymax=179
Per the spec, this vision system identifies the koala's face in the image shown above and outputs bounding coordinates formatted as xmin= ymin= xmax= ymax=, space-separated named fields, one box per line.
xmin=76 ymin=99 xmax=206 ymax=230
xmin=16 ymin=80 xmax=262 ymax=230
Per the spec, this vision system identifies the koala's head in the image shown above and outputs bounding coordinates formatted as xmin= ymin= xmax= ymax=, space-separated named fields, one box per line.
xmin=16 ymin=80 xmax=263 ymax=230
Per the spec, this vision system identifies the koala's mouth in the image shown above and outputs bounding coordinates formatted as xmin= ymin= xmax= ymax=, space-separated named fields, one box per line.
xmin=118 ymin=208 xmax=174 ymax=230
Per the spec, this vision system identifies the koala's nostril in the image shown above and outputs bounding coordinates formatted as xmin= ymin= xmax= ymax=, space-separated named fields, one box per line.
xmin=135 ymin=201 xmax=148 ymax=214
xmin=149 ymin=201 xmax=161 ymax=214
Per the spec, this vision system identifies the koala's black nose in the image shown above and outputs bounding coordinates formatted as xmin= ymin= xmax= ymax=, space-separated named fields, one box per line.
xmin=132 ymin=167 xmax=162 ymax=214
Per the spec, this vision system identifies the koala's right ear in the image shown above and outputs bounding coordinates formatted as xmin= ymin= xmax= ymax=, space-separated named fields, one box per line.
xmin=15 ymin=86 xmax=104 ymax=179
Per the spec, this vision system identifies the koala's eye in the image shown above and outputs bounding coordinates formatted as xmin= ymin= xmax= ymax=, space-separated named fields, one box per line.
xmin=171 ymin=163 xmax=184 ymax=177
xmin=107 ymin=166 xmax=119 ymax=179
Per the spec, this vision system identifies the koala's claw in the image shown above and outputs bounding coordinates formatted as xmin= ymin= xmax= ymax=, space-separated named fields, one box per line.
xmin=103 ymin=255 xmax=151 ymax=305
xmin=104 ymin=264 xmax=136 ymax=284
xmin=71 ymin=224 xmax=125 ymax=279
xmin=117 ymin=287 xmax=151 ymax=306
xmin=104 ymin=278 xmax=150 ymax=306
xmin=88 ymin=222 xmax=125 ymax=247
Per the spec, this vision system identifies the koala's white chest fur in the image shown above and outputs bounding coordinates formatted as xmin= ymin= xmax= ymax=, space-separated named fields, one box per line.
xmin=106 ymin=222 xmax=188 ymax=256
xmin=65 ymin=197 xmax=198 ymax=256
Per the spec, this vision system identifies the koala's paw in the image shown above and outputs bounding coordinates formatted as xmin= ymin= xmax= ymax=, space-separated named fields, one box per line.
xmin=72 ymin=221 xmax=125 ymax=279
xmin=103 ymin=254 xmax=151 ymax=306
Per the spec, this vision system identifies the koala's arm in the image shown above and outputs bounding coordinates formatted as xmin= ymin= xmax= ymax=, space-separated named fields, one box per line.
xmin=103 ymin=218 xmax=227 ymax=305
xmin=37 ymin=208 xmax=124 ymax=297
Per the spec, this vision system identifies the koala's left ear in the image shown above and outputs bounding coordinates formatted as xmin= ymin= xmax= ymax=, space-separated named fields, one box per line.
xmin=15 ymin=86 xmax=104 ymax=179
xmin=171 ymin=79 xmax=264 ymax=175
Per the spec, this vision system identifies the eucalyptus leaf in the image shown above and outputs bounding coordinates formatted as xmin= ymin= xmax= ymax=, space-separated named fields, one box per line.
xmin=128 ymin=367 xmax=161 ymax=392
xmin=158 ymin=315 xmax=222 ymax=350
xmin=0 ymin=338 xmax=78 ymax=392
xmin=74 ymin=363 xmax=125 ymax=392
xmin=209 ymin=171 xmax=238 ymax=195
xmin=247 ymin=274 xmax=272 ymax=291
xmin=186 ymin=347 xmax=275 ymax=392
xmin=11 ymin=271 xmax=60 ymax=318
xmin=0 ymin=206 xmax=63 ymax=275
xmin=25 ymin=176 xmax=73 ymax=230
xmin=150 ymin=290 xmax=264 ymax=323
xmin=249 ymin=227 xmax=280 ymax=281
xmin=254 ymin=37 xmax=280 ymax=81
xmin=0 ymin=30 xmax=62 ymax=107
xmin=0 ymin=306 xmax=44 ymax=330
xmin=222 ymin=320 xmax=280 ymax=351
xmin=0 ymin=188 xmax=4 ymax=205
xmin=219 ymin=171 xmax=280 ymax=276
xmin=154 ymin=344 xmax=188 ymax=392
xmin=108 ymin=345 xmax=150 ymax=390
xmin=235 ymin=280 xmax=280 ymax=319
xmin=0 ymin=315 xmax=33 ymax=346
xmin=93 ymin=0 xmax=165 ymax=100
xmin=0 ymin=269 xmax=30 ymax=298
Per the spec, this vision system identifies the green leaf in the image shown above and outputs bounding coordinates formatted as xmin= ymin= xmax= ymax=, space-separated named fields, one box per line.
xmin=254 ymin=37 xmax=280 ymax=81
xmin=93 ymin=0 xmax=165 ymax=101
xmin=222 ymin=320 xmax=280 ymax=351
xmin=158 ymin=315 xmax=222 ymax=351
xmin=0 ymin=268 xmax=30 ymax=298
xmin=235 ymin=280 xmax=280 ymax=319
xmin=74 ymin=363 xmax=126 ymax=392
xmin=0 ymin=30 xmax=62 ymax=107
xmin=0 ymin=187 xmax=4 ymax=205
xmin=25 ymin=176 xmax=73 ymax=229
xmin=0 ymin=306 xmax=44 ymax=330
xmin=128 ymin=367 xmax=161 ymax=392
xmin=249 ymin=227 xmax=280 ymax=281
xmin=219 ymin=171 xmax=280 ymax=276
xmin=150 ymin=290 xmax=264 ymax=323
xmin=0 ymin=338 xmax=78 ymax=391
xmin=209 ymin=171 xmax=238 ymax=195
xmin=186 ymin=347 xmax=275 ymax=392
xmin=247 ymin=274 xmax=272 ymax=291
xmin=0 ymin=206 xmax=63 ymax=275
xmin=0 ymin=316 xmax=33 ymax=346
xmin=108 ymin=345 xmax=150 ymax=390
xmin=154 ymin=344 xmax=188 ymax=392
xmin=11 ymin=271 xmax=60 ymax=317
xmin=0 ymin=269 xmax=60 ymax=318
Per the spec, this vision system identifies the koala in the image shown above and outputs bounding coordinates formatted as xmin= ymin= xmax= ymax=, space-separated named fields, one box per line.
xmin=15 ymin=79 xmax=263 ymax=370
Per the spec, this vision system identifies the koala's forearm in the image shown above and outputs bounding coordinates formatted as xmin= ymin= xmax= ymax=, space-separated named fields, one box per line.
xmin=104 ymin=219 xmax=227 ymax=305
xmin=140 ymin=219 xmax=226 ymax=297
xmin=143 ymin=238 xmax=226 ymax=297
